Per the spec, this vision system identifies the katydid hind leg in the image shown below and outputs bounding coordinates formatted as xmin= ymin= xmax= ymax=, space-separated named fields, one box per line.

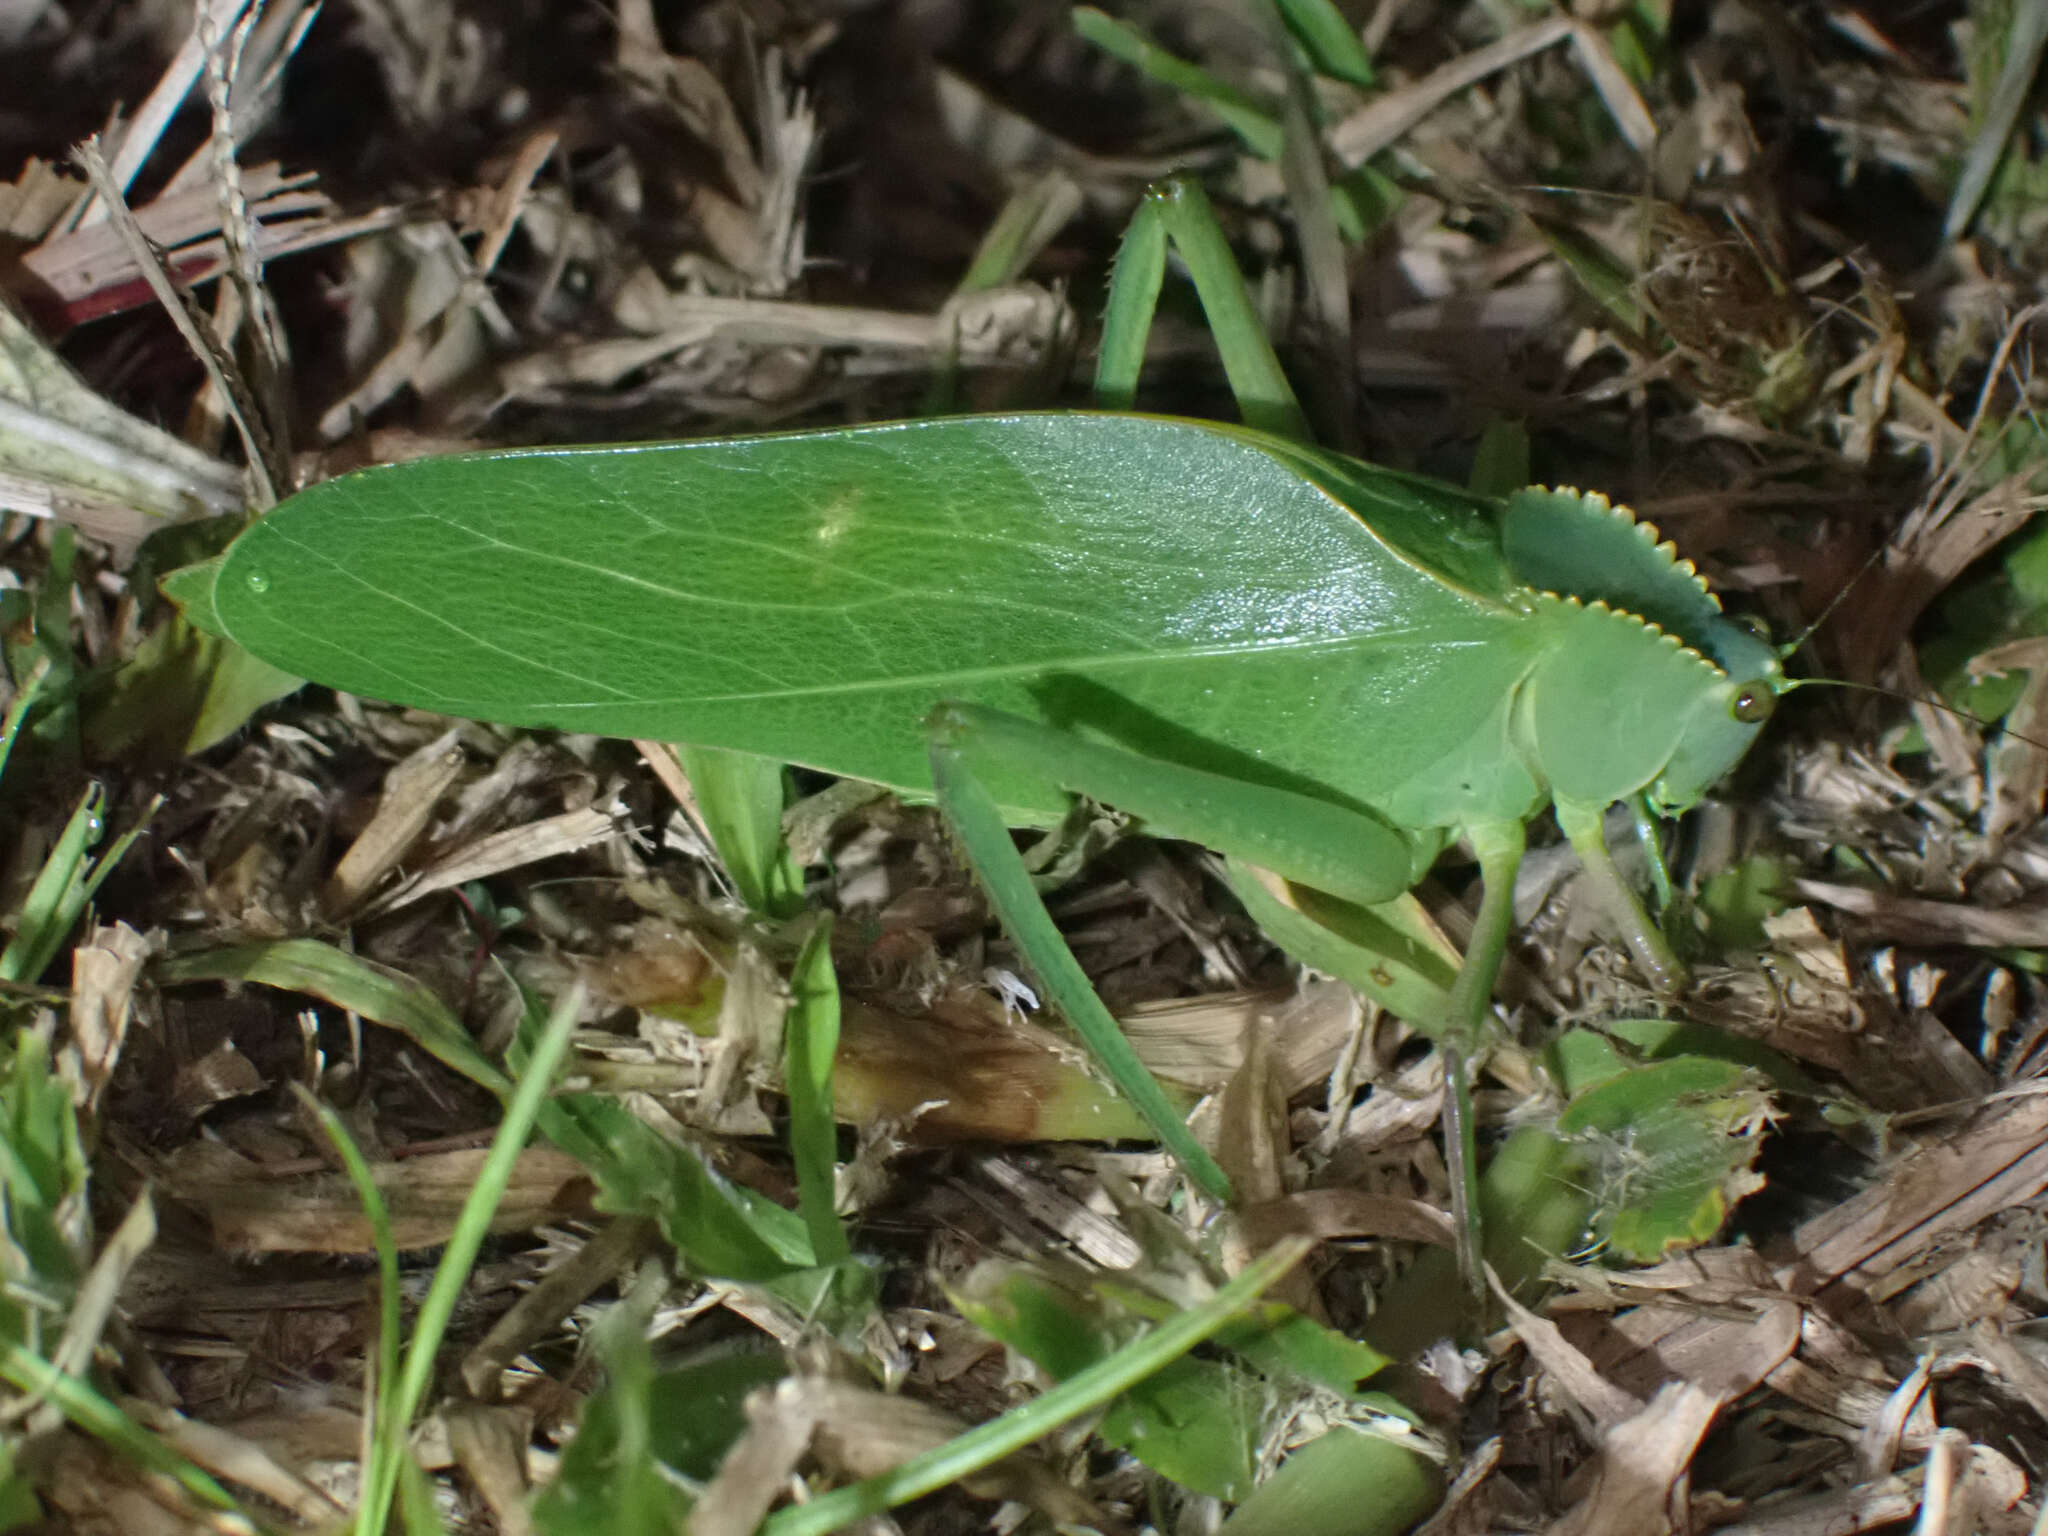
xmin=928 ymin=716 xmax=1233 ymax=1201
xmin=1095 ymin=194 xmax=1169 ymax=412
xmin=933 ymin=702 xmax=1418 ymax=909
xmin=1555 ymin=798 xmax=1684 ymax=995
xmin=1093 ymin=179 xmax=1310 ymax=444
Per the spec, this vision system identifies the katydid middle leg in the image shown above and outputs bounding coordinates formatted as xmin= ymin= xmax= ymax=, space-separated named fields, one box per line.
xmin=1439 ymin=819 xmax=1527 ymax=1310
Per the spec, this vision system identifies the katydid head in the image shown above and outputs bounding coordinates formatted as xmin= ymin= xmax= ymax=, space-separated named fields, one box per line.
xmin=1505 ymin=486 xmax=1791 ymax=814
xmin=1644 ymin=611 xmax=1787 ymax=814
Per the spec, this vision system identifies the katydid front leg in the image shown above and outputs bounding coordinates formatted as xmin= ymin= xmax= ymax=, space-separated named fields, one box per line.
xmin=1554 ymin=799 xmax=1684 ymax=996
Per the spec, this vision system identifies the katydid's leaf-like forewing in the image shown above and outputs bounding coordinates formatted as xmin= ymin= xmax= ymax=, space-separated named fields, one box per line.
xmin=207 ymin=415 xmax=1545 ymax=828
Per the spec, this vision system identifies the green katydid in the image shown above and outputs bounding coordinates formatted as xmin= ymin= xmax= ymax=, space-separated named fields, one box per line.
xmin=165 ymin=180 xmax=1786 ymax=1293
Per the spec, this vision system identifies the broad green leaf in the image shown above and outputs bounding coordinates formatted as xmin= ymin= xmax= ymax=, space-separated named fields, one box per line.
xmin=1218 ymin=1424 xmax=1440 ymax=1536
xmin=954 ymin=1259 xmax=1388 ymax=1500
xmin=539 ymin=1087 xmax=810 ymax=1283
xmin=532 ymin=1310 xmax=776 ymax=1536
xmin=158 ymin=558 xmax=230 ymax=636
xmin=84 ymin=612 xmax=302 ymax=760
xmin=1555 ymin=1051 xmax=1771 ymax=1261
xmin=759 ymin=1239 xmax=1312 ymax=1536
xmin=1100 ymin=1357 xmax=1261 ymax=1499
xmin=1365 ymin=1125 xmax=1595 ymax=1362
xmin=1698 ymin=852 xmax=1789 ymax=948
xmin=1551 ymin=1016 xmax=1817 ymax=1099
xmin=955 ymin=1262 xmax=1262 ymax=1499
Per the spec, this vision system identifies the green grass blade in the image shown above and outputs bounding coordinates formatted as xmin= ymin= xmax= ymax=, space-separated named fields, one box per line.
xmin=0 ymin=1027 xmax=91 ymax=1355
xmin=1072 ymin=9 xmax=1282 ymax=156
xmin=1946 ymin=0 xmax=2048 ymax=238
xmin=396 ymin=1451 xmax=448 ymax=1536
xmin=32 ymin=524 xmax=78 ymax=765
xmin=675 ymin=744 xmax=805 ymax=918
xmin=1271 ymin=0 xmax=1374 ymax=86
xmin=0 ymin=659 xmax=50 ymax=795
xmin=955 ymin=171 xmax=1083 ymax=293
xmin=0 ymin=787 xmax=151 ymax=985
xmin=294 ymin=1086 xmax=403 ymax=1500
xmin=1528 ymin=213 xmax=1646 ymax=337
xmin=357 ymin=984 xmax=583 ymax=1535
xmin=786 ymin=915 xmax=850 ymax=1266
xmin=0 ymin=1341 xmax=250 ymax=1524
xmin=0 ymin=787 xmax=100 ymax=984
xmin=1467 ymin=418 xmax=1531 ymax=499
xmin=160 ymin=938 xmax=508 ymax=1094
xmin=758 ymin=1237 xmax=1311 ymax=1536
xmin=929 ymin=717 xmax=1230 ymax=1201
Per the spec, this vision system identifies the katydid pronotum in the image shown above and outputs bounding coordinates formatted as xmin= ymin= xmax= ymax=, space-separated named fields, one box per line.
xmin=167 ymin=179 xmax=1788 ymax=1303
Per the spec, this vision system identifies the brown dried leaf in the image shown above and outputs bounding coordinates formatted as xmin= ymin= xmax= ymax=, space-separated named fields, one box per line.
xmin=165 ymin=1142 xmax=595 ymax=1253
xmin=1238 ymin=1188 xmax=1459 ymax=1251
xmin=1790 ymin=877 xmax=2048 ymax=948
xmin=361 ymin=803 xmax=621 ymax=917
xmin=69 ymin=921 xmax=151 ymax=1110
xmin=322 ymin=728 xmax=464 ymax=915
xmin=1544 ymin=1383 xmax=1722 ymax=1536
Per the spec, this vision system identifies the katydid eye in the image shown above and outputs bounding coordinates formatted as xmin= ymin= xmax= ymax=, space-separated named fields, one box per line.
xmin=1730 ymin=684 xmax=1775 ymax=723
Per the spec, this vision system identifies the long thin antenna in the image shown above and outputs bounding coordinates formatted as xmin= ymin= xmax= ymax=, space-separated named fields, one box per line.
xmin=1778 ymin=304 xmax=2048 ymax=667
xmin=1787 ymin=675 xmax=2048 ymax=756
